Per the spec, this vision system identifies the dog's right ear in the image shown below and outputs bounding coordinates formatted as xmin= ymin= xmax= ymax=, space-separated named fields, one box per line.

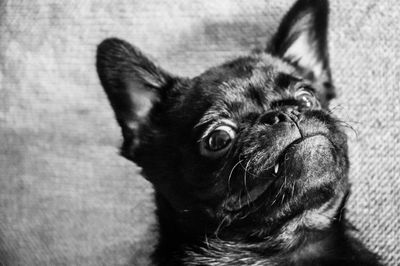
xmin=96 ymin=38 xmax=176 ymax=155
xmin=267 ymin=0 xmax=334 ymax=104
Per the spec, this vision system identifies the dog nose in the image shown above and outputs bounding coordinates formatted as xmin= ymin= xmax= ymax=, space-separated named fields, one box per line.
xmin=259 ymin=107 xmax=301 ymax=125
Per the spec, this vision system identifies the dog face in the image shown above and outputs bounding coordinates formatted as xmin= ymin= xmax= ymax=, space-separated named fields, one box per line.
xmin=97 ymin=0 xmax=349 ymax=241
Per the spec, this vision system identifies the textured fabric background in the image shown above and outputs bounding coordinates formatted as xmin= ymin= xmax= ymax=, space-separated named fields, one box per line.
xmin=0 ymin=0 xmax=399 ymax=265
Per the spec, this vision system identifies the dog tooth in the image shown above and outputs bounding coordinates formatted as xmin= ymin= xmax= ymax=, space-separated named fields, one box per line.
xmin=274 ymin=163 xmax=279 ymax=174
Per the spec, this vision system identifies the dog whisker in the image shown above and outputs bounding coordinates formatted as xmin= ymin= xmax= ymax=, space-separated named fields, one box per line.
xmin=290 ymin=182 xmax=296 ymax=199
xmin=239 ymin=158 xmax=257 ymax=177
xmin=214 ymin=215 xmax=230 ymax=240
xmin=336 ymin=120 xmax=359 ymax=139
xmin=227 ymin=159 xmax=244 ymax=192
xmin=243 ymin=160 xmax=252 ymax=206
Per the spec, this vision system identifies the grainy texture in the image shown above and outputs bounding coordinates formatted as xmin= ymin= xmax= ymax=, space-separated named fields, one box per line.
xmin=0 ymin=0 xmax=398 ymax=265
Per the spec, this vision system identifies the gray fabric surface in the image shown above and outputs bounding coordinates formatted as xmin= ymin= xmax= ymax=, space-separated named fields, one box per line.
xmin=0 ymin=0 xmax=399 ymax=265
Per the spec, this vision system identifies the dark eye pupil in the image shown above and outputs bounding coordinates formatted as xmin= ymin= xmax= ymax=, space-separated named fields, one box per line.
xmin=208 ymin=130 xmax=231 ymax=151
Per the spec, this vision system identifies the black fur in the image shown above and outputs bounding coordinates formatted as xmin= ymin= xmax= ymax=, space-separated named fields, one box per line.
xmin=96 ymin=0 xmax=381 ymax=265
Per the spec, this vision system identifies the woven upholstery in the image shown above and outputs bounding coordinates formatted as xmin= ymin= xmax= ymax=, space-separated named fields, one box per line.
xmin=0 ymin=1 xmax=398 ymax=265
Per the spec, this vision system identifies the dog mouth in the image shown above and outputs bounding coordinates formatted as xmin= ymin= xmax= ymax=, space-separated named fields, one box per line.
xmin=223 ymin=134 xmax=332 ymax=212
xmin=223 ymin=154 xmax=284 ymax=212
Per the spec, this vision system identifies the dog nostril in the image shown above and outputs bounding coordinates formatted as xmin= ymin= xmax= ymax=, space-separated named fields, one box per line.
xmin=277 ymin=113 xmax=290 ymax=122
xmin=259 ymin=112 xmax=291 ymax=125
xmin=259 ymin=113 xmax=279 ymax=125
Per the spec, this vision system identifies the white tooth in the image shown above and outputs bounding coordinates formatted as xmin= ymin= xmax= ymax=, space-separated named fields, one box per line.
xmin=274 ymin=163 xmax=279 ymax=174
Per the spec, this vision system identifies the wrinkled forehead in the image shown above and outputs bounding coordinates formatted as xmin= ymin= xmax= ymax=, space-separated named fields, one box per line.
xmin=192 ymin=53 xmax=301 ymax=124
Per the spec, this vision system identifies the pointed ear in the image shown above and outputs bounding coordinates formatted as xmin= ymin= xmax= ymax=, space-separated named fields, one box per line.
xmin=268 ymin=0 xmax=334 ymax=100
xmin=96 ymin=38 xmax=175 ymax=153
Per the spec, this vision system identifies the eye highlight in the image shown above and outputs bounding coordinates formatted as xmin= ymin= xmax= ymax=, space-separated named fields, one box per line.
xmin=295 ymin=89 xmax=320 ymax=109
xmin=200 ymin=125 xmax=236 ymax=158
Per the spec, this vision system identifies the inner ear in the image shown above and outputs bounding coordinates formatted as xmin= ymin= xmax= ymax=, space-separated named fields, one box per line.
xmin=96 ymin=38 xmax=177 ymax=153
xmin=267 ymin=0 xmax=334 ymax=101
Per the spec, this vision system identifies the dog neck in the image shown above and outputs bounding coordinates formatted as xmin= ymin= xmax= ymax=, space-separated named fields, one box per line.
xmin=151 ymin=192 xmax=354 ymax=266
xmin=180 ymin=232 xmax=337 ymax=266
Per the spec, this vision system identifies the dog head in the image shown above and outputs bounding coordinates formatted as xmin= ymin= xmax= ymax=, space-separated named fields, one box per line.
xmin=97 ymin=0 xmax=349 ymax=242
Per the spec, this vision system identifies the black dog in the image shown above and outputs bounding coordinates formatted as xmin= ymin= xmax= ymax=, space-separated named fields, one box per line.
xmin=96 ymin=0 xmax=381 ymax=265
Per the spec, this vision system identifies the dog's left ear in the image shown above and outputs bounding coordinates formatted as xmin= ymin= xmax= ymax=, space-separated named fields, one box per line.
xmin=96 ymin=38 xmax=178 ymax=157
xmin=268 ymin=0 xmax=334 ymax=101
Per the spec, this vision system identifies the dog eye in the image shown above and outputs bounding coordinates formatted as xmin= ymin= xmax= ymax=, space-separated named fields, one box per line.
xmin=200 ymin=125 xmax=236 ymax=158
xmin=295 ymin=90 xmax=319 ymax=109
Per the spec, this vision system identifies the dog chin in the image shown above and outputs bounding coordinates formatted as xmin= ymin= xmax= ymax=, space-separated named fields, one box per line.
xmin=281 ymin=134 xmax=338 ymax=181
xmin=270 ymin=134 xmax=338 ymax=178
